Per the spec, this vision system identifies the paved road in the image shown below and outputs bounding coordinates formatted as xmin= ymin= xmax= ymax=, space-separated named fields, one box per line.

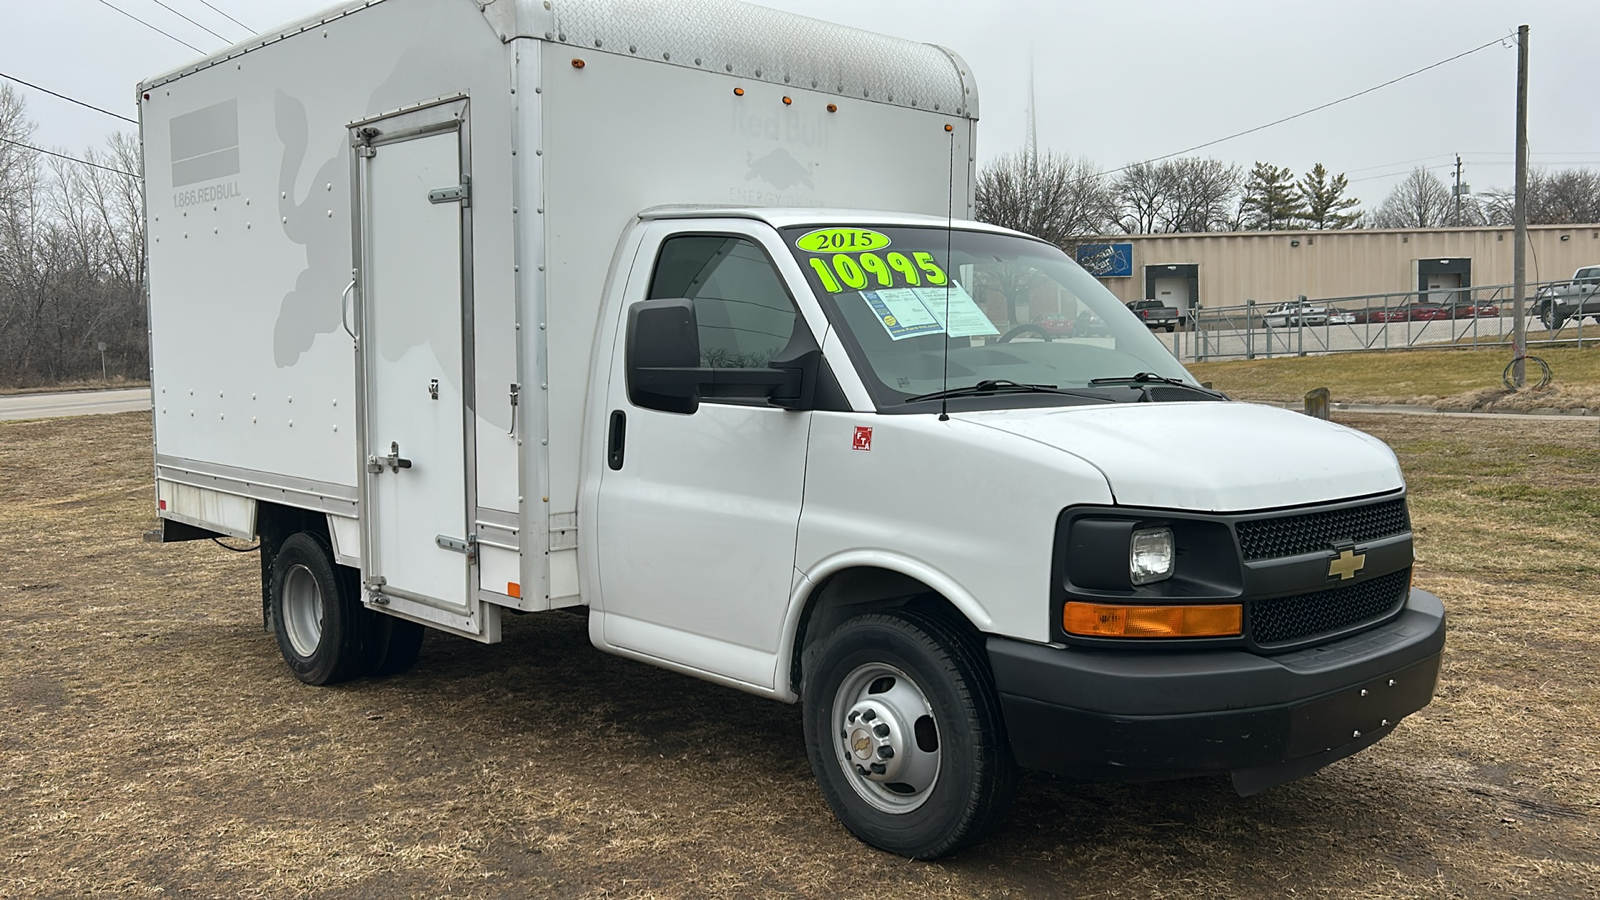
xmin=0 ymin=388 xmax=152 ymax=421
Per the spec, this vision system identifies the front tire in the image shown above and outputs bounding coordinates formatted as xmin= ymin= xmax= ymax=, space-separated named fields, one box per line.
xmin=1541 ymin=304 xmax=1566 ymax=331
xmin=802 ymin=610 xmax=1016 ymax=858
xmin=270 ymin=532 xmax=365 ymax=685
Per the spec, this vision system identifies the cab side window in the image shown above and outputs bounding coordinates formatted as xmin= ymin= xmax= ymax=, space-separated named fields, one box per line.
xmin=648 ymin=235 xmax=798 ymax=368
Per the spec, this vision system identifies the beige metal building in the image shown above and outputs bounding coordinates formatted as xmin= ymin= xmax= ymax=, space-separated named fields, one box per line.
xmin=1074 ymin=224 xmax=1600 ymax=312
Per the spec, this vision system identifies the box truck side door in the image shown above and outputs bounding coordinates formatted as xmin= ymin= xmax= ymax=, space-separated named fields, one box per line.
xmin=594 ymin=222 xmax=814 ymax=691
xmin=350 ymin=98 xmax=494 ymax=639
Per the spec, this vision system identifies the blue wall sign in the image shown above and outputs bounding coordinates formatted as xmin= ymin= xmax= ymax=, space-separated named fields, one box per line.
xmin=1076 ymin=243 xmax=1134 ymax=278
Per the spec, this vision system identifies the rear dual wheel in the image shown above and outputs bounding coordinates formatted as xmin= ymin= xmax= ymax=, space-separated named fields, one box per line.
xmin=269 ymin=532 xmax=424 ymax=685
xmin=803 ymin=609 xmax=1016 ymax=858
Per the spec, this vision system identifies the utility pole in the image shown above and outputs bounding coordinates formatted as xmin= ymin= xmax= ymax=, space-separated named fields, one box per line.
xmin=1453 ymin=154 xmax=1463 ymax=226
xmin=1511 ymin=24 xmax=1529 ymax=388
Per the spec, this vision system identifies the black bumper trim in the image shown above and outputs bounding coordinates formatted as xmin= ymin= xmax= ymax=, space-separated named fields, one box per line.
xmin=988 ymin=589 xmax=1445 ymax=786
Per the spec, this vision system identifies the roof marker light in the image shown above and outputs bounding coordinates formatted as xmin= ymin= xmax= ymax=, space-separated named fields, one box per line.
xmin=733 ymin=87 xmax=745 ymax=96
xmin=571 ymin=59 xmax=585 ymax=69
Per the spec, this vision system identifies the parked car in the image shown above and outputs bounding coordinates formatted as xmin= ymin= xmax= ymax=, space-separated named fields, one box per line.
xmin=1125 ymin=299 xmax=1179 ymax=331
xmin=1407 ymin=303 xmax=1450 ymax=321
xmin=1448 ymin=301 xmax=1500 ymax=319
xmin=1029 ymin=314 xmax=1073 ymax=336
xmin=1262 ymin=302 xmax=1355 ymax=327
xmin=1355 ymin=307 xmax=1408 ymax=324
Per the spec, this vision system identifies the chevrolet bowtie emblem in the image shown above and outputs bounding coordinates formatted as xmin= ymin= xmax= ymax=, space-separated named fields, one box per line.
xmin=1328 ymin=548 xmax=1366 ymax=581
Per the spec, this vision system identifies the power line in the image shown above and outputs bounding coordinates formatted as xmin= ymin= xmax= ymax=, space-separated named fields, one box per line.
xmin=0 ymin=135 xmax=140 ymax=178
xmin=1092 ymin=31 xmax=1515 ymax=182
xmin=195 ymin=0 xmax=252 ymax=35
xmin=95 ymin=0 xmax=205 ymax=54
xmin=147 ymin=0 xmax=234 ymax=44
xmin=0 ymin=71 xmax=138 ymax=125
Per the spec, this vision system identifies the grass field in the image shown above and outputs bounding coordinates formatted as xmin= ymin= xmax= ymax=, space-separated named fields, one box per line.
xmin=1189 ymin=346 xmax=1600 ymax=412
xmin=3 ymin=412 xmax=1598 ymax=898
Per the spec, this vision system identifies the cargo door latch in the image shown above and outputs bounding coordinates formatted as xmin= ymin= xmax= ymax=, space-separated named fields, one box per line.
xmin=428 ymin=175 xmax=471 ymax=207
xmin=436 ymin=533 xmax=478 ymax=563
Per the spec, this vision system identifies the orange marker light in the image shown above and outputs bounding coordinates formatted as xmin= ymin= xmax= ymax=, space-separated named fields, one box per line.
xmin=571 ymin=59 xmax=585 ymax=69
xmin=507 ymin=582 xmax=521 ymax=599
xmin=782 ymin=96 xmax=792 ymax=105
xmin=944 ymin=124 xmax=954 ymax=132
xmin=826 ymin=103 xmax=837 ymax=113
xmin=1064 ymin=602 xmax=1242 ymax=638
xmin=734 ymin=87 xmax=745 ymax=96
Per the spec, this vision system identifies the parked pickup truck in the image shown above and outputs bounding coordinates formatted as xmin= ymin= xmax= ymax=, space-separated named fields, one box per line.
xmin=1126 ymin=299 xmax=1179 ymax=331
xmin=1537 ymin=266 xmax=1600 ymax=329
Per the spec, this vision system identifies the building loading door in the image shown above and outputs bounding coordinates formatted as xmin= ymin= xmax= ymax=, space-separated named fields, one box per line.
xmin=352 ymin=99 xmax=487 ymax=637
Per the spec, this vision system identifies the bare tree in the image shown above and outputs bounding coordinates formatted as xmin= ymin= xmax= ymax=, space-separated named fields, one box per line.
xmin=1371 ymin=167 xmax=1461 ymax=228
xmin=1481 ymin=168 xmax=1600 ymax=226
xmin=0 ymin=84 xmax=147 ymax=385
xmin=974 ymin=149 xmax=1114 ymax=325
xmin=975 ymin=149 xmax=1114 ymax=245
xmin=1111 ymin=157 xmax=1240 ymax=234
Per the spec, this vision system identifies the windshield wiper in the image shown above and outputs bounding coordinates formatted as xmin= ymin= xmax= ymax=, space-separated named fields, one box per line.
xmin=905 ymin=379 xmax=1112 ymax=404
xmin=1088 ymin=372 xmax=1227 ymax=399
xmin=1088 ymin=372 xmax=1191 ymax=387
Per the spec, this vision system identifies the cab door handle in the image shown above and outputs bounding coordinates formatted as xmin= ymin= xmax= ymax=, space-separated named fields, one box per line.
xmin=607 ymin=410 xmax=626 ymax=470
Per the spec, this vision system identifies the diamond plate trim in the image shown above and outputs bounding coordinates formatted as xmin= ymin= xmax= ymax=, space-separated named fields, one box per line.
xmin=549 ymin=0 xmax=976 ymax=116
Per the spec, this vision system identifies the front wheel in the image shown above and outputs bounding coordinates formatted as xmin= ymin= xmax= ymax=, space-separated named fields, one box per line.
xmin=1541 ymin=304 xmax=1566 ymax=331
xmin=802 ymin=610 xmax=1016 ymax=858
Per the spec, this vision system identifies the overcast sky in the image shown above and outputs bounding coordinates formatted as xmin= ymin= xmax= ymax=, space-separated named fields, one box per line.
xmin=4 ymin=0 xmax=1597 ymax=212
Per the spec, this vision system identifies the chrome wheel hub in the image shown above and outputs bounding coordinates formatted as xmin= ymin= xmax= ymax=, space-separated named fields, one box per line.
xmin=832 ymin=663 xmax=940 ymax=814
xmin=281 ymin=564 xmax=324 ymax=658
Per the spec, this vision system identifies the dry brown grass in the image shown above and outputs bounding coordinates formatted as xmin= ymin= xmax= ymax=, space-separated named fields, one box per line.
xmin=1189 ymin=346 xmax=1600 ymax=412
xmin=3 ymin=412 xmax=1598 ymax=898
xmin=0 ymin=376 xmax=147 ymax=396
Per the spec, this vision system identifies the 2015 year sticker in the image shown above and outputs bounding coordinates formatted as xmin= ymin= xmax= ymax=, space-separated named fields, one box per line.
xmin=795 ymin=228 xmax=891 ymax=254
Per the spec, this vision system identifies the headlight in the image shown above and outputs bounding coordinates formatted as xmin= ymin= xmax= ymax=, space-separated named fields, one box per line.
xmin=1130 ymin=527 xmax=1175 ymax=585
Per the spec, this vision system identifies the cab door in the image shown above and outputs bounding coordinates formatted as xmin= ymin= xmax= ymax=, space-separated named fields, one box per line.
xmin=594 ymin=222 xmax=816 ymax=690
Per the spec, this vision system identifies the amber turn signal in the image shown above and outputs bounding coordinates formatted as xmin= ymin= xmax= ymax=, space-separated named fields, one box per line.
xmin=1064 ymin=602 xmax=1242 ymax=638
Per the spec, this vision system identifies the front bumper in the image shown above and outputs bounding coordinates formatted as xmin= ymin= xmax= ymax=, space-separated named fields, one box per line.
xmin=988 ymin=589 xmax=1445 ymax=794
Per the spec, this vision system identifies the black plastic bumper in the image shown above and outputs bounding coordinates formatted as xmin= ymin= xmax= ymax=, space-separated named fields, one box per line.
xmin=988 ymin=589 xmax=1445 ymax=794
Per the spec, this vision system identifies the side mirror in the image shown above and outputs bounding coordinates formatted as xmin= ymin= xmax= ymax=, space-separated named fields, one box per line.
xmin=625 ymin=298 xmax=813 ymax=414
xmin=627 ymin=299 xmax=702 ymax=414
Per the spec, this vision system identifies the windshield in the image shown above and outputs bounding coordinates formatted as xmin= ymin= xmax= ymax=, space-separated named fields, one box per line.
xmin=782 ymin=225 xmax=1196 ymax=409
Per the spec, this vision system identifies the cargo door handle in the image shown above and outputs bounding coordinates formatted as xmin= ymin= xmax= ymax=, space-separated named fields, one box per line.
xmin=607 ymin=410 xmax=626 ymax=470
xmin=340 ymin=279 xmax=357 ymax=340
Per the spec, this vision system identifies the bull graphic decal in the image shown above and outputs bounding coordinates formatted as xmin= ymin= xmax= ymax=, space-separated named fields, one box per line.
xmin=746 ymin=149 xmax=815 ymax=191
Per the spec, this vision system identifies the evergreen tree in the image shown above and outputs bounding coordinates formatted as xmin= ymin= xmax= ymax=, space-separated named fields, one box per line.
xmin=1297 ymin=163 xmax=1361 ymax=229
xmin=1238 ymin=162 xmax=1304 ymax=230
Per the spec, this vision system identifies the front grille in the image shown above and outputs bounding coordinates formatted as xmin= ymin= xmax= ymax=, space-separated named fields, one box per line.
xmin=1251 ymin=568 xmax=1410 ymax=646
xmin=1236 ymin=498 xmax=1409 ymax=561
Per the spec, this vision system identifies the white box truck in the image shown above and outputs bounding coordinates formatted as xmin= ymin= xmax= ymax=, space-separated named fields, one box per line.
xmin=140 ymin=0 xmax=1445 ymax=858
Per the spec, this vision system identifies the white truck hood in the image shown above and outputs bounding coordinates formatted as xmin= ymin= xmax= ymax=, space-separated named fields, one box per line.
xmin=959 ymin=401 xmax=1403 ymax=512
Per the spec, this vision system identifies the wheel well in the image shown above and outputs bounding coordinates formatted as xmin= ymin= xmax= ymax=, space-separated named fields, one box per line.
xmin=789 ymin=566 xmax=980 ymax=697
xmin=256 ymin=502 xmax=333 ymax=632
